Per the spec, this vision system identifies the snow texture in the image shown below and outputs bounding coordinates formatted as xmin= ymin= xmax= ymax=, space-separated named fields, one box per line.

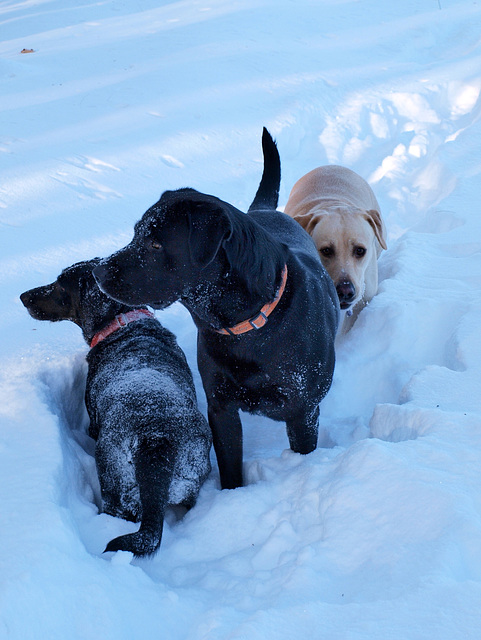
xmin=1 ymin=0 xmax=481 ymax=638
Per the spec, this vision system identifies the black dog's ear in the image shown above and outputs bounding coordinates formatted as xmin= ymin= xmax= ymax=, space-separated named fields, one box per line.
xmin=187 ymin=201 xmax=233 ymax=267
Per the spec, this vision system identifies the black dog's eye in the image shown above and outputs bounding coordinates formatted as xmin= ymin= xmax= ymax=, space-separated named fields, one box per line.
xmin=354 ymin=246 xmax=366 ymax=258
xmin=54 ymin=282 xmax=71 ymax=307
xmin=320 ymin=247 xmax=334 ymax=258
xmin=150 ymin=240 xmax=162 ymax=250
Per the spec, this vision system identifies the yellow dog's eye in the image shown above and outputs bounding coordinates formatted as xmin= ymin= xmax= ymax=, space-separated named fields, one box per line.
xmin=354 ymin=246 xmax=366 ymax=258
xmin=320 ymin=247 xmax=334 ymax=258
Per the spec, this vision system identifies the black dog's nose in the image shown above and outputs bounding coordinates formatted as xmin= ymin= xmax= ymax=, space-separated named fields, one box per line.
xmin=20 ymin=290 xmax=32 ymax=307
xmin=336 ymin=281 xmax=356 ymax=307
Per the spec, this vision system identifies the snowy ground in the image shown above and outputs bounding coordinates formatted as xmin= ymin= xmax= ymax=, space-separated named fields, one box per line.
xmin=2 ymin=0 xmax=481 ymax=638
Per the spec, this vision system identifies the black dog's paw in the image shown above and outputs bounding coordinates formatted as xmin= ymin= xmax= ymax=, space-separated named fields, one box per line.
xmin=104 ymin=530 xmax=161 ymax=557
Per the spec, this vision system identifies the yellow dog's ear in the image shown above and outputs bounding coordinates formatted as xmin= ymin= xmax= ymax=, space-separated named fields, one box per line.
xmin=364 ymin=209 xmax=387 ymax=250
xmin=285 ymin=202 xmax=326 ymax=235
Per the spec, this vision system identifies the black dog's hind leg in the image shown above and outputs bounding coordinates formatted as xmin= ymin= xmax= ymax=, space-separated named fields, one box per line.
xmin=285 ymin=405 xmax=320 ymax=455
xmin=104 ymin=439 xmax=175 ymax=557
xmin=208 ymin=404 xmax=243 ymax=490
xmin=96 ymin=437 xmax=140 ymax=521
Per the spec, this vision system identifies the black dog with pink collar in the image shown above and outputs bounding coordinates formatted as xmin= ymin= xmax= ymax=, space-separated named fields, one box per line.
xmin=21 ymin=258 xmax=211 ymax=557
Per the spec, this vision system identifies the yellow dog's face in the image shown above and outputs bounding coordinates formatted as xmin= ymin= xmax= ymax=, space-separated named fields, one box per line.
xmin=309 ymin=207 xmax=386 ymax=310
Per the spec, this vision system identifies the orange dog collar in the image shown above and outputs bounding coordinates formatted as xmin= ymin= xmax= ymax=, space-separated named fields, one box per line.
xmin=216 ymin=265 xmax=288 ymax=336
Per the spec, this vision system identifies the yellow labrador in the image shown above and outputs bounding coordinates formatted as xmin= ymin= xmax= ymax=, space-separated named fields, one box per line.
xmin=285 ymin=165 xmax=387 ymax=335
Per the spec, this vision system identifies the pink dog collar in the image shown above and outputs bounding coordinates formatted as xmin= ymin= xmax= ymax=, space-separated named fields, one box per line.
xmin=90 ymin=309 xmax=154 ymax=348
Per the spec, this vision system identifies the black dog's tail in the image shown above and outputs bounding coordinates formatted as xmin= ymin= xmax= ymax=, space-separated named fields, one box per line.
xmin=248 ymin=127 xmax=281 ymax=212
xmin=104 ymin=439 xmax=175 ymax=558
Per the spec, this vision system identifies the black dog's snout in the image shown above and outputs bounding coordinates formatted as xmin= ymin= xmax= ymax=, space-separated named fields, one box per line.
xmin=93 ymin=259 xmax=136 ymax=306
xmin=336 ymin=280 xmax=356 ymax=307
xmin=20 ymin=288 xmax=39 ymax=309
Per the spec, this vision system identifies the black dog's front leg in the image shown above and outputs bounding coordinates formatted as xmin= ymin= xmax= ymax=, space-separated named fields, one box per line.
xmin=208 ymin=404 xmax=243 ymax=490
xmin=285 ymin=404 xmax=320 ymax=455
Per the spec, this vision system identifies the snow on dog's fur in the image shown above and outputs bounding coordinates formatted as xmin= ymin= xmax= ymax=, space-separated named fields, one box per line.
xmin=94 ymin=130 xmax=339 ymax=490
